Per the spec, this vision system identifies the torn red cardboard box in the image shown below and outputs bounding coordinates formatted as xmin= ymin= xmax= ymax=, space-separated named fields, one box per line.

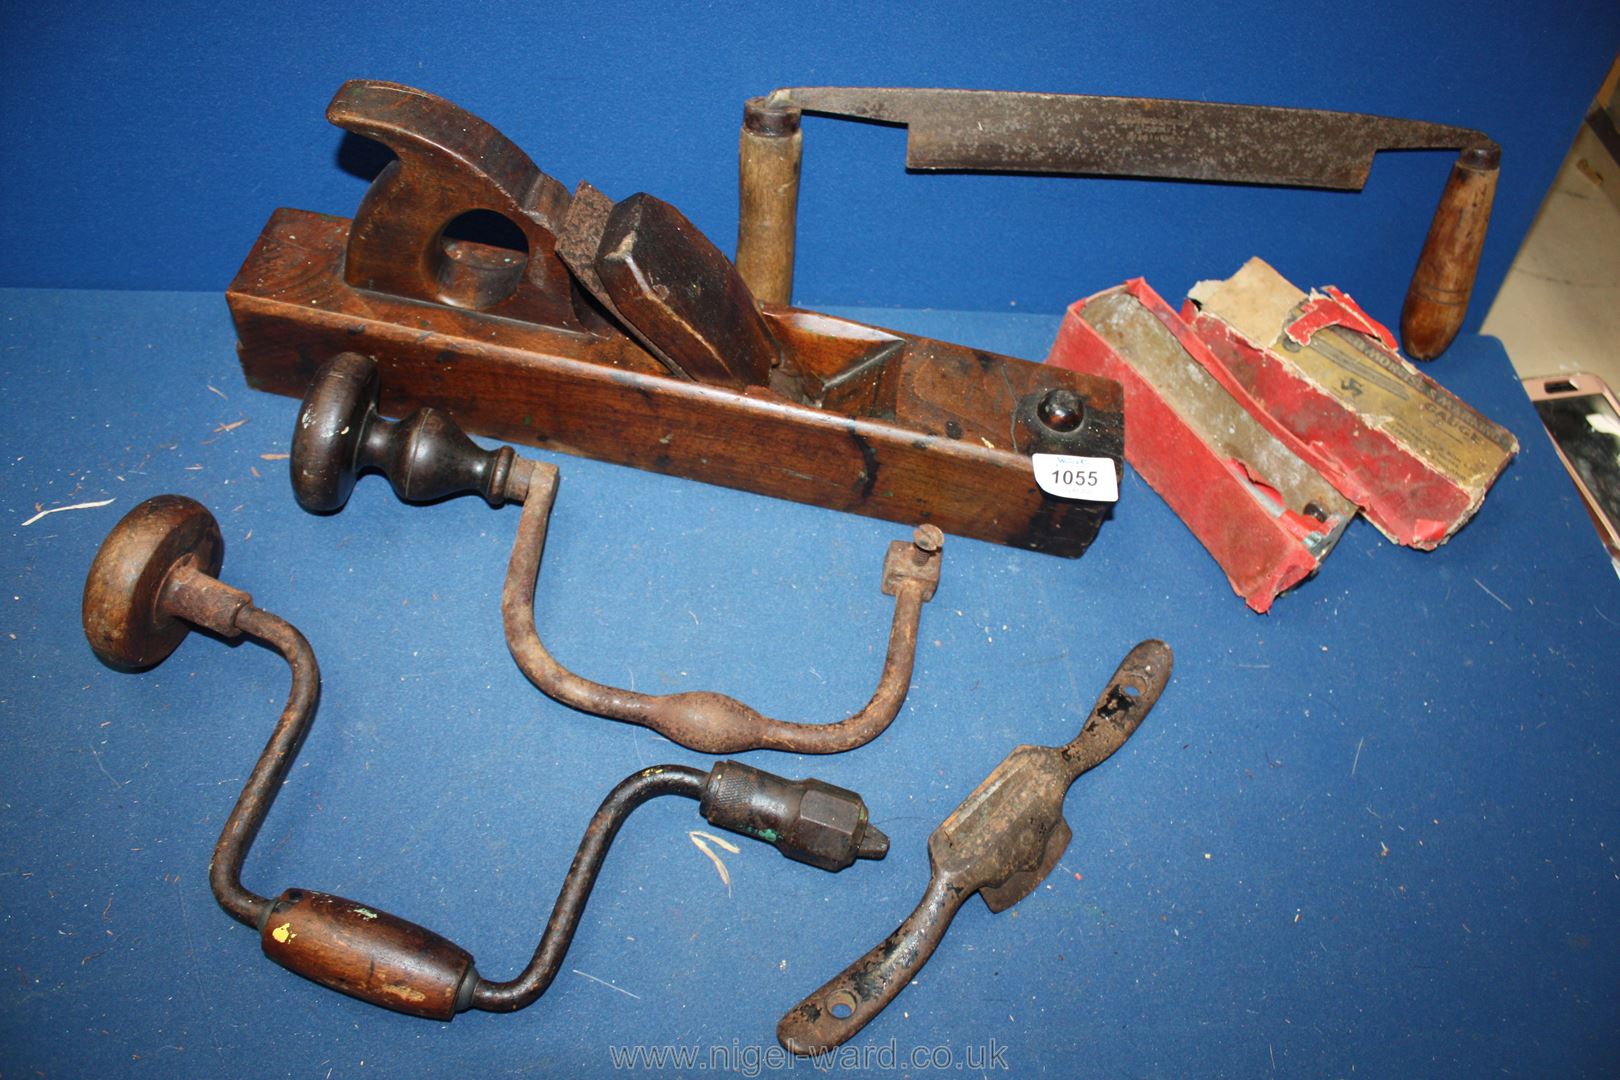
xmin=1184 ymin=258 xmax=1518 ymax=549
xmin=1047 ymin=278 xmax=1355 ymax=613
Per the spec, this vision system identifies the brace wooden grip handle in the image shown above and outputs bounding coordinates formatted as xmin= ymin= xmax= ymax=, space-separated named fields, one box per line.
xmin=259 ymin=889 xmax=477 ymax=1020
xmin=736 ymin=97 xmax=803 ymax=306
xmin=1400 ymin=144 xmax=1500 ymax=360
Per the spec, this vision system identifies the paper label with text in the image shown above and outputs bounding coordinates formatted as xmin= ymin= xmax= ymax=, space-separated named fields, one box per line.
xmin=1032 ymin=453 xmax=1119 ymax=502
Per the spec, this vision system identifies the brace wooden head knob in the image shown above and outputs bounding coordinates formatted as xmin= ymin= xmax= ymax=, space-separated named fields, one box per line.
xmin=291 ymin=353 xmax=520 ymax=511
xmin=82 ymin=495 xmax=230 ymax=670
xmin=291 ymin=351 xmax=380 ymax=512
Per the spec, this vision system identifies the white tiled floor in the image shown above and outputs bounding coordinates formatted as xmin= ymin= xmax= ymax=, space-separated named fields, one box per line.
xmin=1483 ymin=122 xmax=1620 ymax=387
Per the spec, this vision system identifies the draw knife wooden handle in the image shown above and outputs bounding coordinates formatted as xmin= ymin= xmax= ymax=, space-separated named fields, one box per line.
xmin=778 ymin=639 xmax=1172 ymax=1053
xmin=736 ymin=96 xmax=803 ymax=306
xmin=1401 ymin=144 xmax=1500 ymax=360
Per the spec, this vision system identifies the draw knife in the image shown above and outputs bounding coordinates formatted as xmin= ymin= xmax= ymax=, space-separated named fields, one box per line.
xmin=776 ymin=638 xmax=1173 ymax=1054
xmin=736 ymin=86 xmax=1499 ymax=360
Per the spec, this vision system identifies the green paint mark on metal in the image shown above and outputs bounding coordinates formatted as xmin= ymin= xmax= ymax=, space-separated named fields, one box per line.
xmin=754 ymin=828 xmax=779 ymax=843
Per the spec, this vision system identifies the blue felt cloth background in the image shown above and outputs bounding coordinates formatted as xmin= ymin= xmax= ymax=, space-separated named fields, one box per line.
xmin=0 ymin=289 xmax=1616 ymax=1076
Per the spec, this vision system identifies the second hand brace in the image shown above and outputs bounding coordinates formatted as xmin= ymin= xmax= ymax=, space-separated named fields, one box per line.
xmin=291 ymin=352 xmax=943 ymax=754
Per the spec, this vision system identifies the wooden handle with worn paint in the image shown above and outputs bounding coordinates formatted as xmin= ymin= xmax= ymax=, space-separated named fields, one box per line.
xmin=736 ymin=96 xmax=803 ymax=306
xmin=259 ymin=889 xmax=477 ymax=1020
xmin=1400 ymin=144 xmax=1500 ymax=360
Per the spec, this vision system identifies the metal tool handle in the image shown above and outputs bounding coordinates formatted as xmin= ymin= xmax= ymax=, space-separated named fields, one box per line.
xmin=777 ymin=637 xmax=1173 ymax=1052
xmin=1400 ymin=144 xmax=1501 ymax=360
xmin=776 ymin=872 xmax=966 ymax=1055
xmin=502 ymin=465 xmax=943 ymax=753
xmin=1060 ymin=638 xmax=1173 ymax=778
xmin=82 ymin=496 xmax=312 ymax=931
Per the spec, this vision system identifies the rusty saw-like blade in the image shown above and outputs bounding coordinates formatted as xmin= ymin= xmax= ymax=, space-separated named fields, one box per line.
xmin=768 ymin=87 xmax=1495 ymax=189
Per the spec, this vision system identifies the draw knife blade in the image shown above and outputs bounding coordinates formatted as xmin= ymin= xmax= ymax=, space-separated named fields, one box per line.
xmin=777 ymin=638 xmax=1173 ymax=1055
xmin=770 ymin=86 xmax=1494 ymax=189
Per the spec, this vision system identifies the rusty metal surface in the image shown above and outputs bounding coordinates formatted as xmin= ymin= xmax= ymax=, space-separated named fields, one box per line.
xmin=770 ymin=86 xmax=1496 ymax=188
xmin=739 ymin=86 xmax=1500 ymax=359
xmin=294 ymin=353 xmax=944 ymax=755
xmin=502 ymin=468 xmax=940 ymax=754
xmin=776 ymin=639 xmax=1174 ymax=1054
xmin=207 ymin=604 xmax=320 ymax=928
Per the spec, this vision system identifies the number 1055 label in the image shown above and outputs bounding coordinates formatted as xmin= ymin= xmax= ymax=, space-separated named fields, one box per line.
xmin=1031 ymin=453 xmax=1119 ymax=502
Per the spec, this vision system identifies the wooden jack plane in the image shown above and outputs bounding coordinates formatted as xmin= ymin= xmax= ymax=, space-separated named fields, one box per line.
xmin=228 ymin=80 xmax=1123 ymax=556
